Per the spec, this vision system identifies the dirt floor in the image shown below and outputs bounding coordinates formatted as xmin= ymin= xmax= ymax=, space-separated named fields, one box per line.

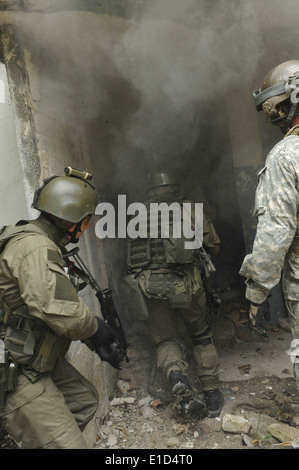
xmin=92 ymin=301 xmax=299 ymax=451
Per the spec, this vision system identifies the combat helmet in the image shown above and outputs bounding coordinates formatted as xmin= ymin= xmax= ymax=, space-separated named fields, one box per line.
xmin=253 ymin=60 xmax=299 ymax=130
xmin=32 ymin=166 xmax=99 ymax=224
xmin=147 ymin=170 xmax=178 ymax=192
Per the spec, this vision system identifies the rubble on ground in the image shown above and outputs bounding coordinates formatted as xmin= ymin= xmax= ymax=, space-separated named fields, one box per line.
xmin=93 ymin=306 xmax=299 ymax=450
xmin=93 ymin=342 xmax=299 ymax=450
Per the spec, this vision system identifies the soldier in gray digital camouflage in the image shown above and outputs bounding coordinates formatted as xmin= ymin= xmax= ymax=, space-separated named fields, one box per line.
xmin=239 ymin=60 xmax=299 ymax=384
xmin=125 ymin=171 xmax=224 ymax=419
xmin=0 ymin=167 xmax=123 ymax=449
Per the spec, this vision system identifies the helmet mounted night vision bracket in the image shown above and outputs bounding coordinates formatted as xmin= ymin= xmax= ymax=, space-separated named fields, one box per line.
xmin=64 ymin=166 xmax=93 ymax=181
xmin=284 ymin=72 xmax=299 ymax=124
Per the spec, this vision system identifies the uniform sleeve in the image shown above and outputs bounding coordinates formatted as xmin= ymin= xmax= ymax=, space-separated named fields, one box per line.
xmin=239 ymin=149 xmax=298 ymax=303
xmin=184 ymin=199 xmax=221 ymax=256
xmin=13 ymin=243 xmax=98 ymax=340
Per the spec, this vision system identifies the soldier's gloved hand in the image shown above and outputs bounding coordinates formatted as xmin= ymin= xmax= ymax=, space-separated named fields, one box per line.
xmin=249 ymin=299 xmax=270 ymax=337
xmin=86 ymin=317 xmax=123 ymax=370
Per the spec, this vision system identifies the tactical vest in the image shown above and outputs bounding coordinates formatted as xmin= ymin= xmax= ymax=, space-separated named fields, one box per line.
xmin=127 ymin=193 xmax=195 ymax=271
xmin=126 ymin=193 xmax=202 ymax=309
xmin=0 ymin=224 xmax=70 ymax=379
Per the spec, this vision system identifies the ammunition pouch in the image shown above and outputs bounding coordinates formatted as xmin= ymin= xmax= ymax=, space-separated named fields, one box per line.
xmin=127 ymin=237 xmax=194 ymax=270
xmin=138 ymin=264 xmax=203 ymax=310
xmin=120 ymin=273 xmax=149 ymax=320
xmin=0 ymin=305 xmax=70 ymax=374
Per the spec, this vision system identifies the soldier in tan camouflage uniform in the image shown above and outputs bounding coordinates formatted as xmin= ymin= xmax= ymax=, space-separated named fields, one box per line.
xmin=239 ymin=60 xmax=299 ymax=382
xmin=126 ymin=172 xmax=224 ymax=418
xmin=0 ymin=168 xmax=122 ymax=449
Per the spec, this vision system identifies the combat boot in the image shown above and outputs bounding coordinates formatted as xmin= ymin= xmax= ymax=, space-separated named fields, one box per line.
xmin=169 ymin=370 xmax=192 ymax=397
xmin=204 ymin=388 xmax=224 ymax=418
xmin=169 ymin=371 xmax=207 ymax=420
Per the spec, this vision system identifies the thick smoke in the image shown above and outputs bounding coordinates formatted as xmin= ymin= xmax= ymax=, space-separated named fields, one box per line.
xmin=4 ymin=0 xmax=299 ymax=241
xmin=7 ymin=0 xmax=298 ymax=199
xmin=5 ymin=4 xmax=245 ymax=189
xmin=2 ymin=0 xmax=299 ymax=300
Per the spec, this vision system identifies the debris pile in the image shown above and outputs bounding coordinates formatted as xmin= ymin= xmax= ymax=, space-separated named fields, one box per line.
xmin=93 ymin=327 xmax=299 ymax=450
xmin=93 ymin=372 xmax=299 ymax=450
xmin=0 ymin=425 xmax=18 ymax=449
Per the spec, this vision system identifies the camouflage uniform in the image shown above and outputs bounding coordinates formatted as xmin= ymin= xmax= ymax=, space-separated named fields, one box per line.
xmin=239 ymin=125 xmax=299 ymax=338
xmin=0 ymin=215 xmax=99 ymax=449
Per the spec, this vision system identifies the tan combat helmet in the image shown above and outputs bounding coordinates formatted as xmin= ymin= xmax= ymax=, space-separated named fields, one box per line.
xmin=32 ymin=166 xmax=99 ymax=224
xmin=253 ymin=60 xmax=299 ymax=131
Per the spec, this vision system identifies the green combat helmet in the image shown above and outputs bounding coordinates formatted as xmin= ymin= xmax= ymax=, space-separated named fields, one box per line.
xmin=32 ymin=166 xmax=99 ymax=224
xmin=147 ymin=170 xmax=178 ymax=192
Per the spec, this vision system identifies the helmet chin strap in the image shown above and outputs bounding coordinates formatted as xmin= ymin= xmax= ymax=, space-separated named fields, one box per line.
xmin=269 ymin=102 xmax=299 ymax=134
xmin=285 ymin=102 xmax=298 ymax=126
xmin=43 ymin=213 xmax=84 ymax=244
xmin=66 ymin=222 xmax=82 ymax=244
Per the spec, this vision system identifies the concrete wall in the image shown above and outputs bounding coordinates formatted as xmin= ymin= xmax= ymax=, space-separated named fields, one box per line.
xmin=0 ymin=19 xmax=116 ymax=447
xmin=0 ymin=63 xmax=28 ymax=225
xmin=0 ymin=0 xmax=298 ymax=445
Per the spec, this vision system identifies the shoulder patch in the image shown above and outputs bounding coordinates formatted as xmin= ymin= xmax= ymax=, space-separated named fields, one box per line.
xmin=47 ymin=249 xmax=63 ymax=264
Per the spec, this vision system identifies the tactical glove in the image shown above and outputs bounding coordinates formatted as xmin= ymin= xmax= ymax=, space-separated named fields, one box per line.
xmin=84 ymin=317 xmax=123 ymax=369
xmin=249 ymin=299 xmax=270 ymax=337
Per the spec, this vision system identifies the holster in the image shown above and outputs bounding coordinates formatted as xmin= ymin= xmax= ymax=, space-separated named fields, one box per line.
xmin=120 ymin=273 xmax=149 ymax=320
xmin=0 ymin=351 xmax=18 ymax=409
xmin=138 ymin=268 xmax=193 ymax=309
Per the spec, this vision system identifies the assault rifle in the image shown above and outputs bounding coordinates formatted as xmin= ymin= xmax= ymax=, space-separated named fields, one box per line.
xmin=196 ymin=246 xmax=221 ymax=312
xmin=63 ymin=247 xmax=129 ymax=364
xmin=207 ymin=289 xmax=221 ymax=311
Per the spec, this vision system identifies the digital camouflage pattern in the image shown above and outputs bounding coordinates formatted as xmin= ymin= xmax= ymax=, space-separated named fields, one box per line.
xmin=240 ymin=126 xmax=299 ymax=304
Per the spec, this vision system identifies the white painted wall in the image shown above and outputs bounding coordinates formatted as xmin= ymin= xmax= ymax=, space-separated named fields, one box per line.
xmin=0 ymin=63 xmax=28 ymax=226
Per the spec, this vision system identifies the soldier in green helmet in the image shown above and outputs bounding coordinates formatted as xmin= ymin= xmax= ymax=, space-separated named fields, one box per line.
xmin=125 ymin=170 xmax=224 ymax=418
xmin=0 ymin=167 xmax=123 ymax=449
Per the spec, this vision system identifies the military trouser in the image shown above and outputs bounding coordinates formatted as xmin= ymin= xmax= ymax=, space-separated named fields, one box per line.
xmin=285 ymin=300 xmax=299 ymax=338
xmin=0 ymin=358 xmax=99 ymax=449
xmin=146 ymin=288 xmax=220 ymax=391
xmin=284 ymin=299 xmax=299 ymax=387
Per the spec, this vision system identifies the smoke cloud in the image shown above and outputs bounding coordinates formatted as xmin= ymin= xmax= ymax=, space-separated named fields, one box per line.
xmin=4 ymin=0 xmax=299 ymax=261
xmin=7 ymin=0 xmax=298 ymax=199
